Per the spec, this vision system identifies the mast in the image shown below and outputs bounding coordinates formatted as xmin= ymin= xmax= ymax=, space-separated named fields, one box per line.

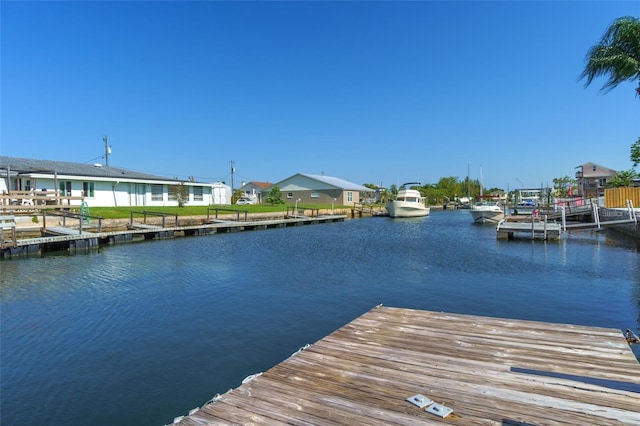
xmin=467 ymin=163 xmax=470 ymax=198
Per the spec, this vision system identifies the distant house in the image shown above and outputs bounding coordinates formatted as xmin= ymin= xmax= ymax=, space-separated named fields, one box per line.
xmin=238 ymin=181 xmax=273 ymax=204
xmin=269 ymin=173 xmax=374 ymax=206
xmin=0 ymin=156 xmax=231 ymax=207
xmin=575 ymin=162 xmax=617 ymax=198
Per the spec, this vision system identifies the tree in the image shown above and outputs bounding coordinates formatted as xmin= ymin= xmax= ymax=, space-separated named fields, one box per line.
xmin=232 ymin=189 xmax=244 ymax=204
xmin=265 ymin=186 xmax=285 ymax=205
xmin=580 ymin=16 xmax=640 ymax=96
xmin=168 ymin=183 xmax=189 ymax=207
xmin=552 ymin=175 xmax=576 ymax=197
xmin=631 ymin=136 xmax=640 ymax=167
xmin=608 ymin=169 xmax=638 ymax=187
xmin=389 ymin=184 xmax=398 ymax=199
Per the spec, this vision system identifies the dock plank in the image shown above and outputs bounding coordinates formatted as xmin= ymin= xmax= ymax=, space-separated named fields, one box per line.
xmin=174 ymin=306 xmax=640 ymax=425
xmin=43 ymin=226 xmax=97 ymax=237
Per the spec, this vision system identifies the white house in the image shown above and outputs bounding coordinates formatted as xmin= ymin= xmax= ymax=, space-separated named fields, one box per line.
xmin=269 ymin=173 xmax=374 ymax=206
xmin=237 ymin=181 xmax=273 ymax=204
xmin=0 ymin=156 xmax=231 ymax=207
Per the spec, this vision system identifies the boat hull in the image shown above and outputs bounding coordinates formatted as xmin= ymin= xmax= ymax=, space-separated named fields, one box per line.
xmin=470 ymin=208 xmax=505 ymax=224
xmin=386 ymin=201 xmax=430 ymax=218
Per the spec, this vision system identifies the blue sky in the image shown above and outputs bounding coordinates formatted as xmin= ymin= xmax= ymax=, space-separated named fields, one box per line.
xmin=2 ymin=1 xmax=639 ymax=190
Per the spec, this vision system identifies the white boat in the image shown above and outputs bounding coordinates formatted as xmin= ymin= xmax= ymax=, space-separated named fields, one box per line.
xmin=469 ymin=167 xmax=505 ymax=223
xmin=514 ymin=189 xmax=541 ymax=215
xmin=470 ymin=201 xmax=505 ymax=223
xmin=386 ymin=183 xmax=430 ymax=218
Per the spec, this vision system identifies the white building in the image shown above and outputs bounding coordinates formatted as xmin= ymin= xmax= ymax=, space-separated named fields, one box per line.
xmin=0 ymin=156 xmax=231 ymax=207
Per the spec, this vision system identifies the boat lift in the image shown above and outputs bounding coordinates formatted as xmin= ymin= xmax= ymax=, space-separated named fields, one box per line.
xmin=497 ymin=199 xmax=637 ymax=240
xmin=561 ymin=199 xmax=637 ymax=231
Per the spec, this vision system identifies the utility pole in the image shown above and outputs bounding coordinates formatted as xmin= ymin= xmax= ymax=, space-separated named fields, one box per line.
xmin=230 ymin=160 xmax=235 ymax=196
xmin=103 ymin=135 xmax=111 ymax=167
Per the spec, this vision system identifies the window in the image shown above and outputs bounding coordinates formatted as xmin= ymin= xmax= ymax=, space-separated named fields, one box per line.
xmin=151 ymin=184 xmax=163 ymax=201
xmin=287 ymin=193 xmax=293 ymax=199
xmin=193 ymin=186 xmax=203 ymax=201
xmin=592 ymin=165 xmax=597 ymax=172
xmin=311 ymin=192 xmax=319 ymax=198
xmin=347 ymin=191 xmax=353 ymax=202
xmin=25 ymin=180 xmax=31 ymax=191
xmin=60 ymin=181 xmax=72 ymax=196
xmin=83 ymin=182 xmax=95 ymax=197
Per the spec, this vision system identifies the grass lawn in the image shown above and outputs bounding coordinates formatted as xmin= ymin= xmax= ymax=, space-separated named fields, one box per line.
xmin=87 ymin=204 xmax=345 ymax=219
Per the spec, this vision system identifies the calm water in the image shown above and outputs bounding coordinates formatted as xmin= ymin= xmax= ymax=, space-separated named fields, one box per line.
xmin=1 ymin=210 xmax=639 ymax=425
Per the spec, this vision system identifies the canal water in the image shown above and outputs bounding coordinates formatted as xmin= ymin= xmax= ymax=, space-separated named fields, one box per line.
xmin=1 ymin=210 xmax=638 ymax=425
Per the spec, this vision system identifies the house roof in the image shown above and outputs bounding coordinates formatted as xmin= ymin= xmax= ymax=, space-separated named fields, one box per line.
xmin=301 ymin=174 xmax=372 ymax=191
xmin=576 ymin=162 xmax=617 ymax=177
xmin=0 ymin=156 xmax=181 ymax=182
xmin=247 ymin=181 xmax=273 ymax=189
xmin=274 ymin=173 xmax=373 ymax=192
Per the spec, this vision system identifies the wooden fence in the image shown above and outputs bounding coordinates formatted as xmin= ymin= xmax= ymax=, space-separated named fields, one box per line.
xmin=1 ymin=190 xmax=84 ymax=212
xmin=605 ymin=187 xmax=640 ymax=208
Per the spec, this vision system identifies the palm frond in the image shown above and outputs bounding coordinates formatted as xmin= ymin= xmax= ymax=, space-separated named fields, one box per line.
xmin=580 ymin=16 xmax=640 ymax=93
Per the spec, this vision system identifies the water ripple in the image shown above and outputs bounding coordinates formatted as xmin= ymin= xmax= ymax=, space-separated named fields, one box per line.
xmin=1 ymin=210 xmax=638 ymax=426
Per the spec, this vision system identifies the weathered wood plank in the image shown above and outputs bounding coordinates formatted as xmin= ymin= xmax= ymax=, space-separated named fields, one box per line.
xmin=282 ymin=343 xmax=640 ymax=416
xmin=173 ymin=306 xmax=640 ymax=425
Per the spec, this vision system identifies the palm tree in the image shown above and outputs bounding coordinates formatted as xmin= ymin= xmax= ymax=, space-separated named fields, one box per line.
xmin=608 ymin=169 xmax=638 ymax=188
xmin=580 ymin=16 xmax=640 ymax=96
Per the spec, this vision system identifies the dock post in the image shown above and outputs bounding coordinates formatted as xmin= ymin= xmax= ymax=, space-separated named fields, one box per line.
xmin=11 ymin=221 xmax=17 ymax=247
xmin=531 ymin=214 xmax=535 ymax=240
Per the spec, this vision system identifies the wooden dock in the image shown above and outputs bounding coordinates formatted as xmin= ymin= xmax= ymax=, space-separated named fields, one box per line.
xmin=497 ymin=216 xmax=562 ymax=240
xmin=173 ymin=306 xmax=640 ymax=425
xmin=1 ymin=215 xmax=346 ymax=258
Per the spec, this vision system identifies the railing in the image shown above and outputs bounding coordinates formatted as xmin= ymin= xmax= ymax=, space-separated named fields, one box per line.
xmin=560 ymin=199 xmax=636 ymax=231
xmin=1 ymin=190 xmax=84 ymax=208
xmin=206 ymin=207 xmax=248 ymax=222
xmin=538 ymin=197 xmax=596 ymax=217
xmin=1 ymin=215 xmax=17 ymax=247
xmin=130 ymin=211 xmax=179 ymax=228
xmin=351 ymin=203 xmax=383 ymax=216
xmin=286 ymin=206 xmax=319 ymax=218
xmin=42 ymin=211 xmax=103 ymax=234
